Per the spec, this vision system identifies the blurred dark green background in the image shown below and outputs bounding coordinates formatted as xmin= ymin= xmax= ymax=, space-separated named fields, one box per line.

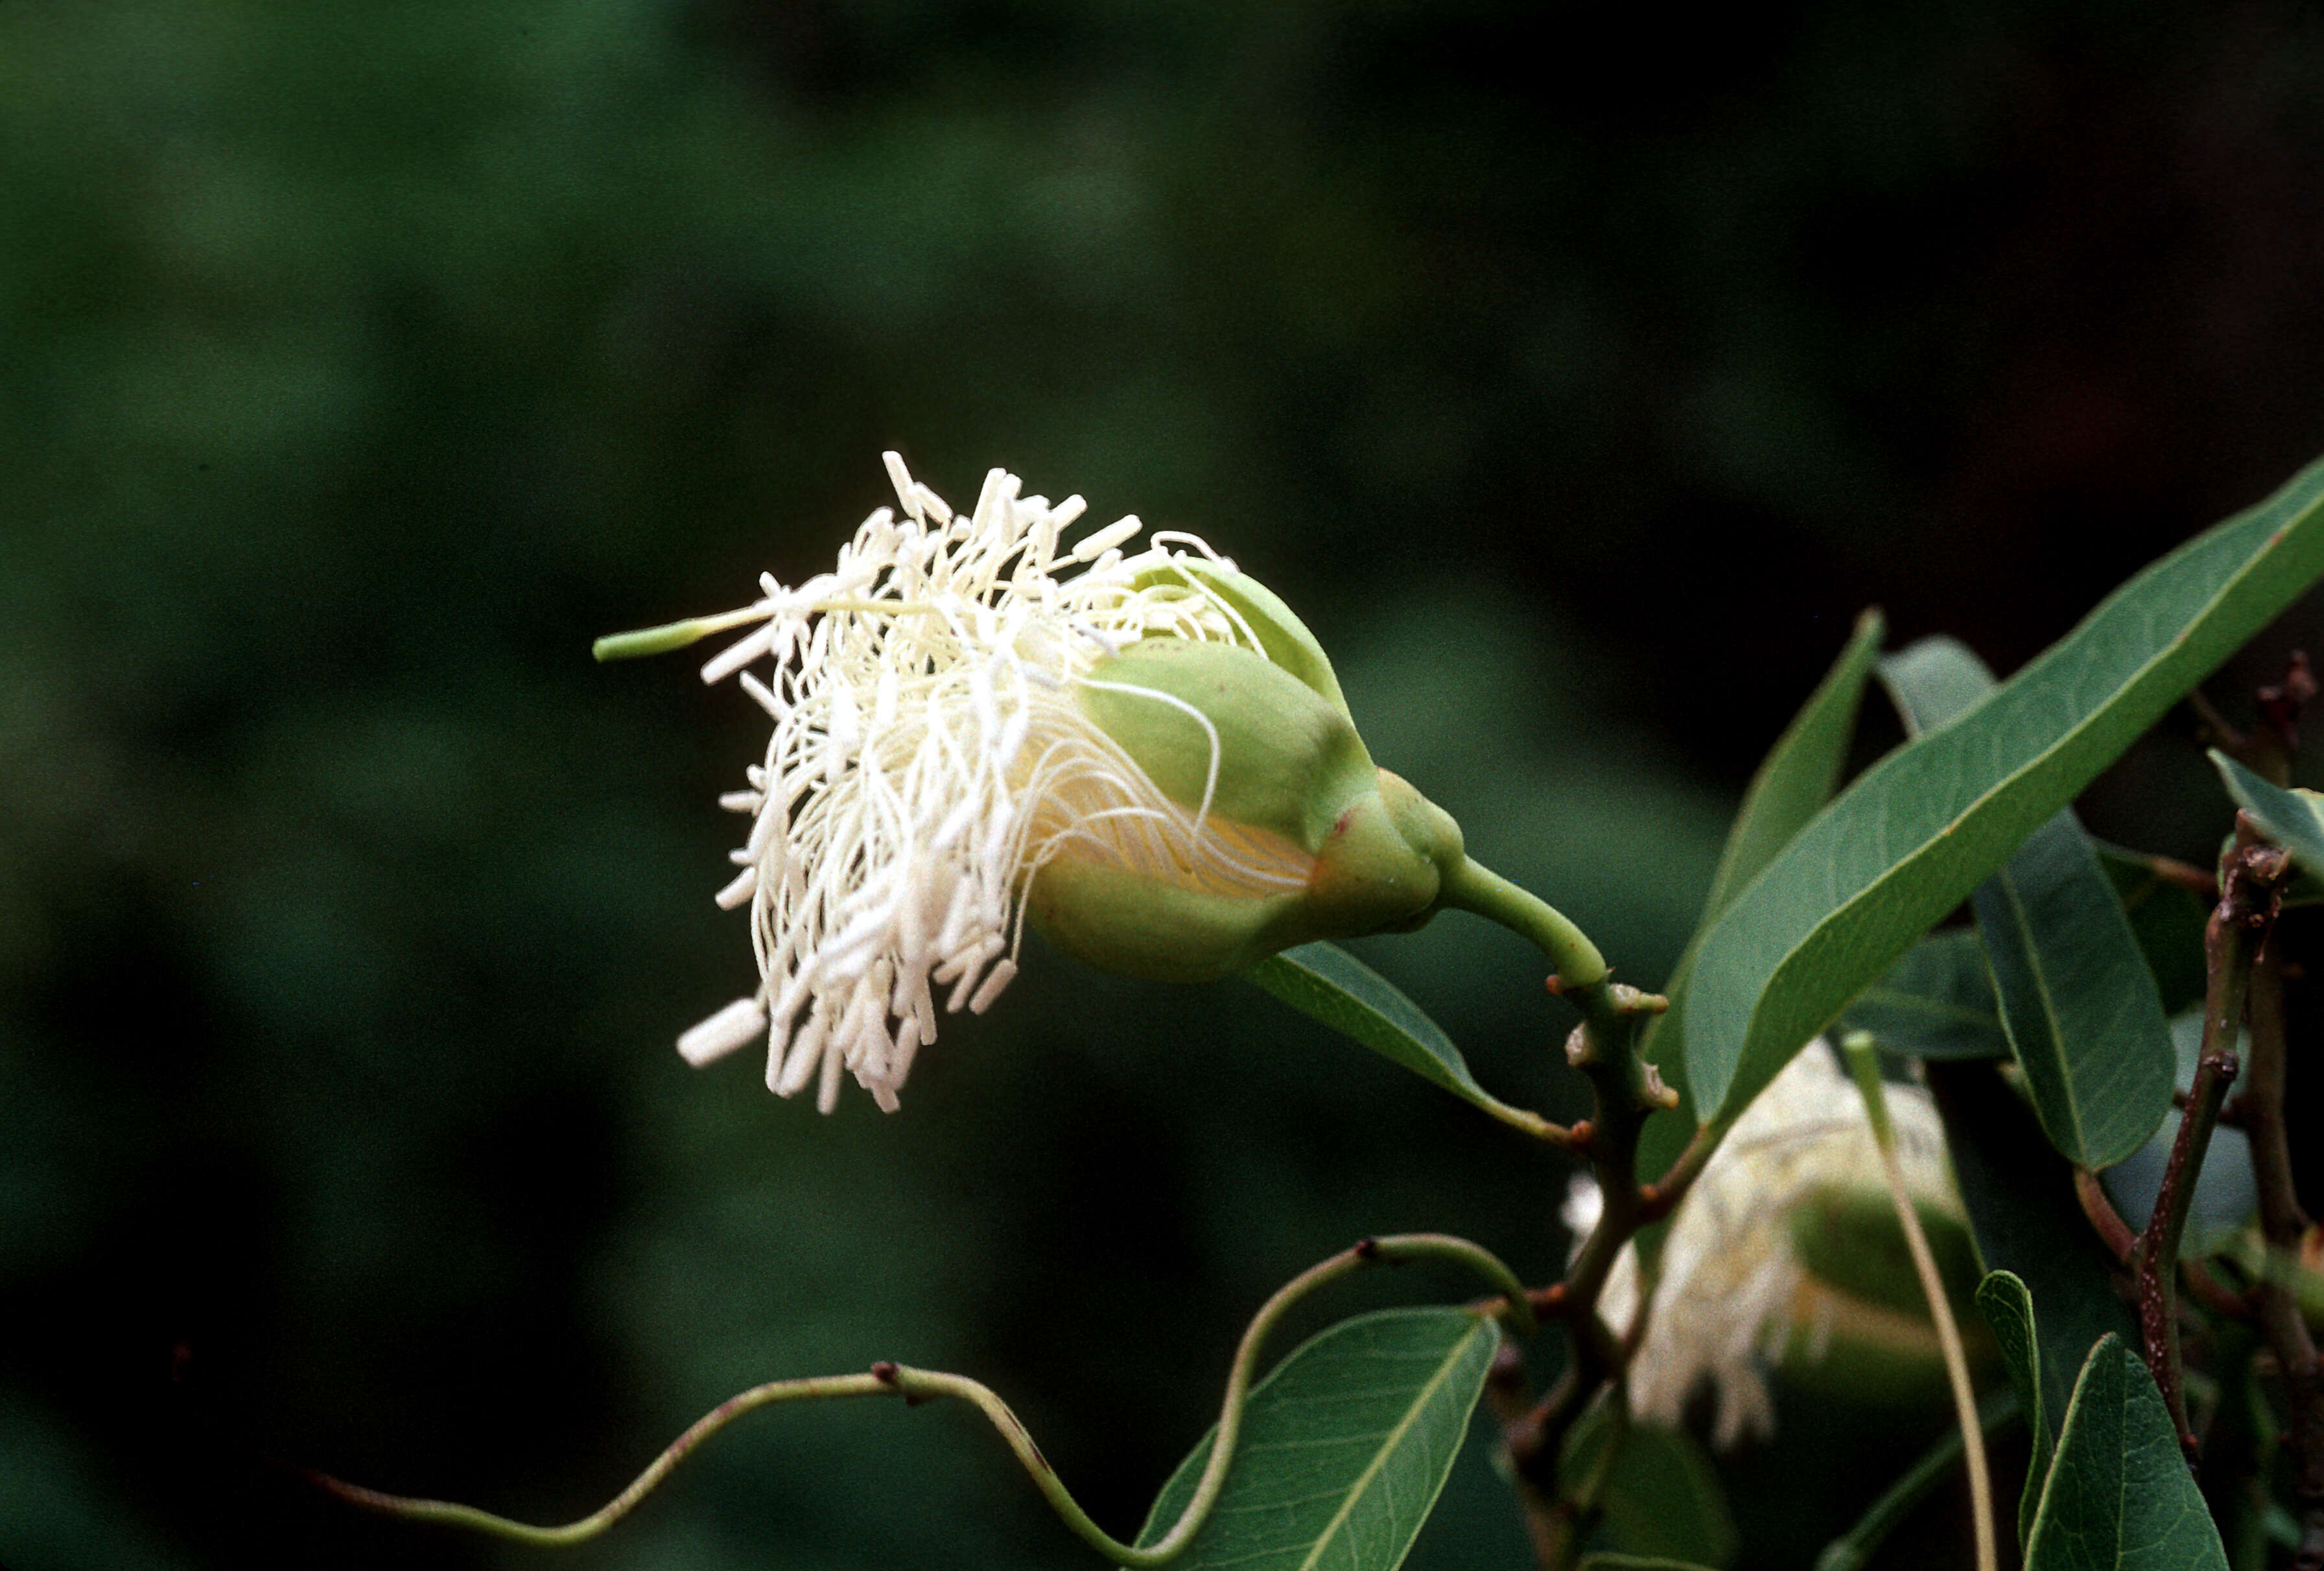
xmin=8 ymin=3 xmax=2324 ymax=1568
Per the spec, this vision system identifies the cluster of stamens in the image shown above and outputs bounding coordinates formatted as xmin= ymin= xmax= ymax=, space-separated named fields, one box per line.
xmin=674 ymin=454 xmax=1309 ymax=1112
xmin=1568 ymin=1046 xmax=1957 ymax=1445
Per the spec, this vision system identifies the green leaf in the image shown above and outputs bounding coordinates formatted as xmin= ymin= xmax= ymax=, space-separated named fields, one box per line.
xmin=1637 ymin=611 xmax=1888 ymax=1225
xmin=1681 ymin=449 xmax=2324 ymax=1125
xmin=1873 ymin=632 xmax=1998 ymax=728
xmin=2093 ymin=842 xmax=2212 ymax=1016
xmin=1879 ymin=637 xmax=2176 ymax=1169
xmin=1975 ymin=1271 xmax=2054 ymax=1550
xmin=1136 ymin=1308 xmax=1499 ymax=1571
xmin=2212 ymin=749 xmax=2324 ymax=872
xmin=1704 ymin=608 xmax=1891 ymax=923
xmin=1245 ymin=943 xmax=1555 ymax=1137
xmin=1578 ymin=1558 xmax=1720 ymax=1571
xmin=1971 ymin=814 xmax=2177 ymax=1168
xmin=1561 ymin=1406 xmax=1738 ymax=1569
xmin=1838 ymin=929 xmax=2009 ymax=1060
xmin=1926 ymin=1063 xmax=2137 ymax=1444
xmin=2025 ymin=1336 xmax=2229 ymax=1570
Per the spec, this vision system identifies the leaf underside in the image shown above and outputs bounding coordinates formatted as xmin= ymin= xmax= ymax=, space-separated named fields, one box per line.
xmin=1838 ymin=928 xmax=2009 ymax=1061
xmin=1560 ymin=1406 xmax=1738 ymax=1569
xmin=2214 ymin=750 xmax=2324 ymax=874
xmin=1927 ymin=1062 xmax=2139 ymax=1445
xmin=1245 ymin=942 xmax=1525 ymax=1126
xmin=1636 ymin=610 xmax=1888 ymax=1227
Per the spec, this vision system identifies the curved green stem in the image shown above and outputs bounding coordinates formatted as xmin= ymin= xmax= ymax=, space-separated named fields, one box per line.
xmin=1438 ymin=857 xmax=1608 ymax=1004
xmin=307 ymin=1371 xmax=895 ymax=1546
xmin=313 ymin=1233 xmax=1532 ymax=1564
xmin=899 ymin=1233 xmax=1531 ymax=1566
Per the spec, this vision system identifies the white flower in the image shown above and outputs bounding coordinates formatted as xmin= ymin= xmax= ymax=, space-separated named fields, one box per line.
xmin=670 ymin=453 xmax=1320 ymax=1113
xmin=1569 ymin=1045 xmax=1959 ymax=1447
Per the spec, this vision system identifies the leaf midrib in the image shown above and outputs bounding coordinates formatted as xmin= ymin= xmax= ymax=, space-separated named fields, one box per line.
xmin=1992 ymin=858 xmax=2093 ymax=1157
xmin=1854 ymin=988 xmax=1996 ymax=1030
xmin=1292 ymin=1318 xmax=1489 ymax=1571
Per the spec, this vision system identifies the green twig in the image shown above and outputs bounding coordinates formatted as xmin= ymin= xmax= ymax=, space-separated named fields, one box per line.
xmin=1443 ymin=858 xmax=1682 ymax=1571
xmin=307 ymin=1371 xmax=893 ymax=1546
xmin=1842 ymin=1032 xmax=1996 ymax=1571
xmin=313 ymin=1233 xmax=1532 ymax=1564
xmin=1438 ymin=857 xmax=1614 ymax=1030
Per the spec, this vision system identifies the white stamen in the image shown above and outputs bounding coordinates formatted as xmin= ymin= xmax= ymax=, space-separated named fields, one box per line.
xmin=740 ymin=670 xmax=787 ymax=718
xmin=1077 ymin=678 xmax=1224 ymax=831
xmin=1070 ymin=620 xmax=1122 ymax=657
xmin=912 ymin=483 xmax=953 ymax=525
xmin=701 ymin=620 xmax=779 ymax=685
xmin=1579 ymin=1046 xmax=1962 ymax=1449
xmin=714 ymin=866 xmax=758 ymax=910
xmin=776 ymin=1011 xmax=828 ymax=1097
xmin=884 ymin=451 xmax=918 ymax=516
xmin=677 ymin=997 xmax=766 ymax=1067
xmin=968 ymin=957 xmax=1017 ymax=1015
xmin=745 ymin=799 xmax=780 ymax=859
xmin=816 ymin=1030 xmax=846 ymax=1112
xmin=1070 ymin=516 xmax=1142 ymax=563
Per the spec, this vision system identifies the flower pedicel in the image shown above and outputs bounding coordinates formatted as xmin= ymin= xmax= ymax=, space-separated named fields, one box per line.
xmin=597 ymin=454 xmax=1464 ymax=1113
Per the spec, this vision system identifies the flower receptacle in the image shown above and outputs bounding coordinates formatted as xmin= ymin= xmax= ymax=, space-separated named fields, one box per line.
xmin=1028 ymin=637 xmax=1468 ymax=982
xmin=1077 ymin=637 xmax=1374 ymax=851
xmin=1128 ymin=556 xmax=1353 ymax=718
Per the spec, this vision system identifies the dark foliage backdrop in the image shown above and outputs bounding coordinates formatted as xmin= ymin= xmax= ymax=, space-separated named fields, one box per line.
xmin=6 ymin=3 xmax=2324 ymax=1568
